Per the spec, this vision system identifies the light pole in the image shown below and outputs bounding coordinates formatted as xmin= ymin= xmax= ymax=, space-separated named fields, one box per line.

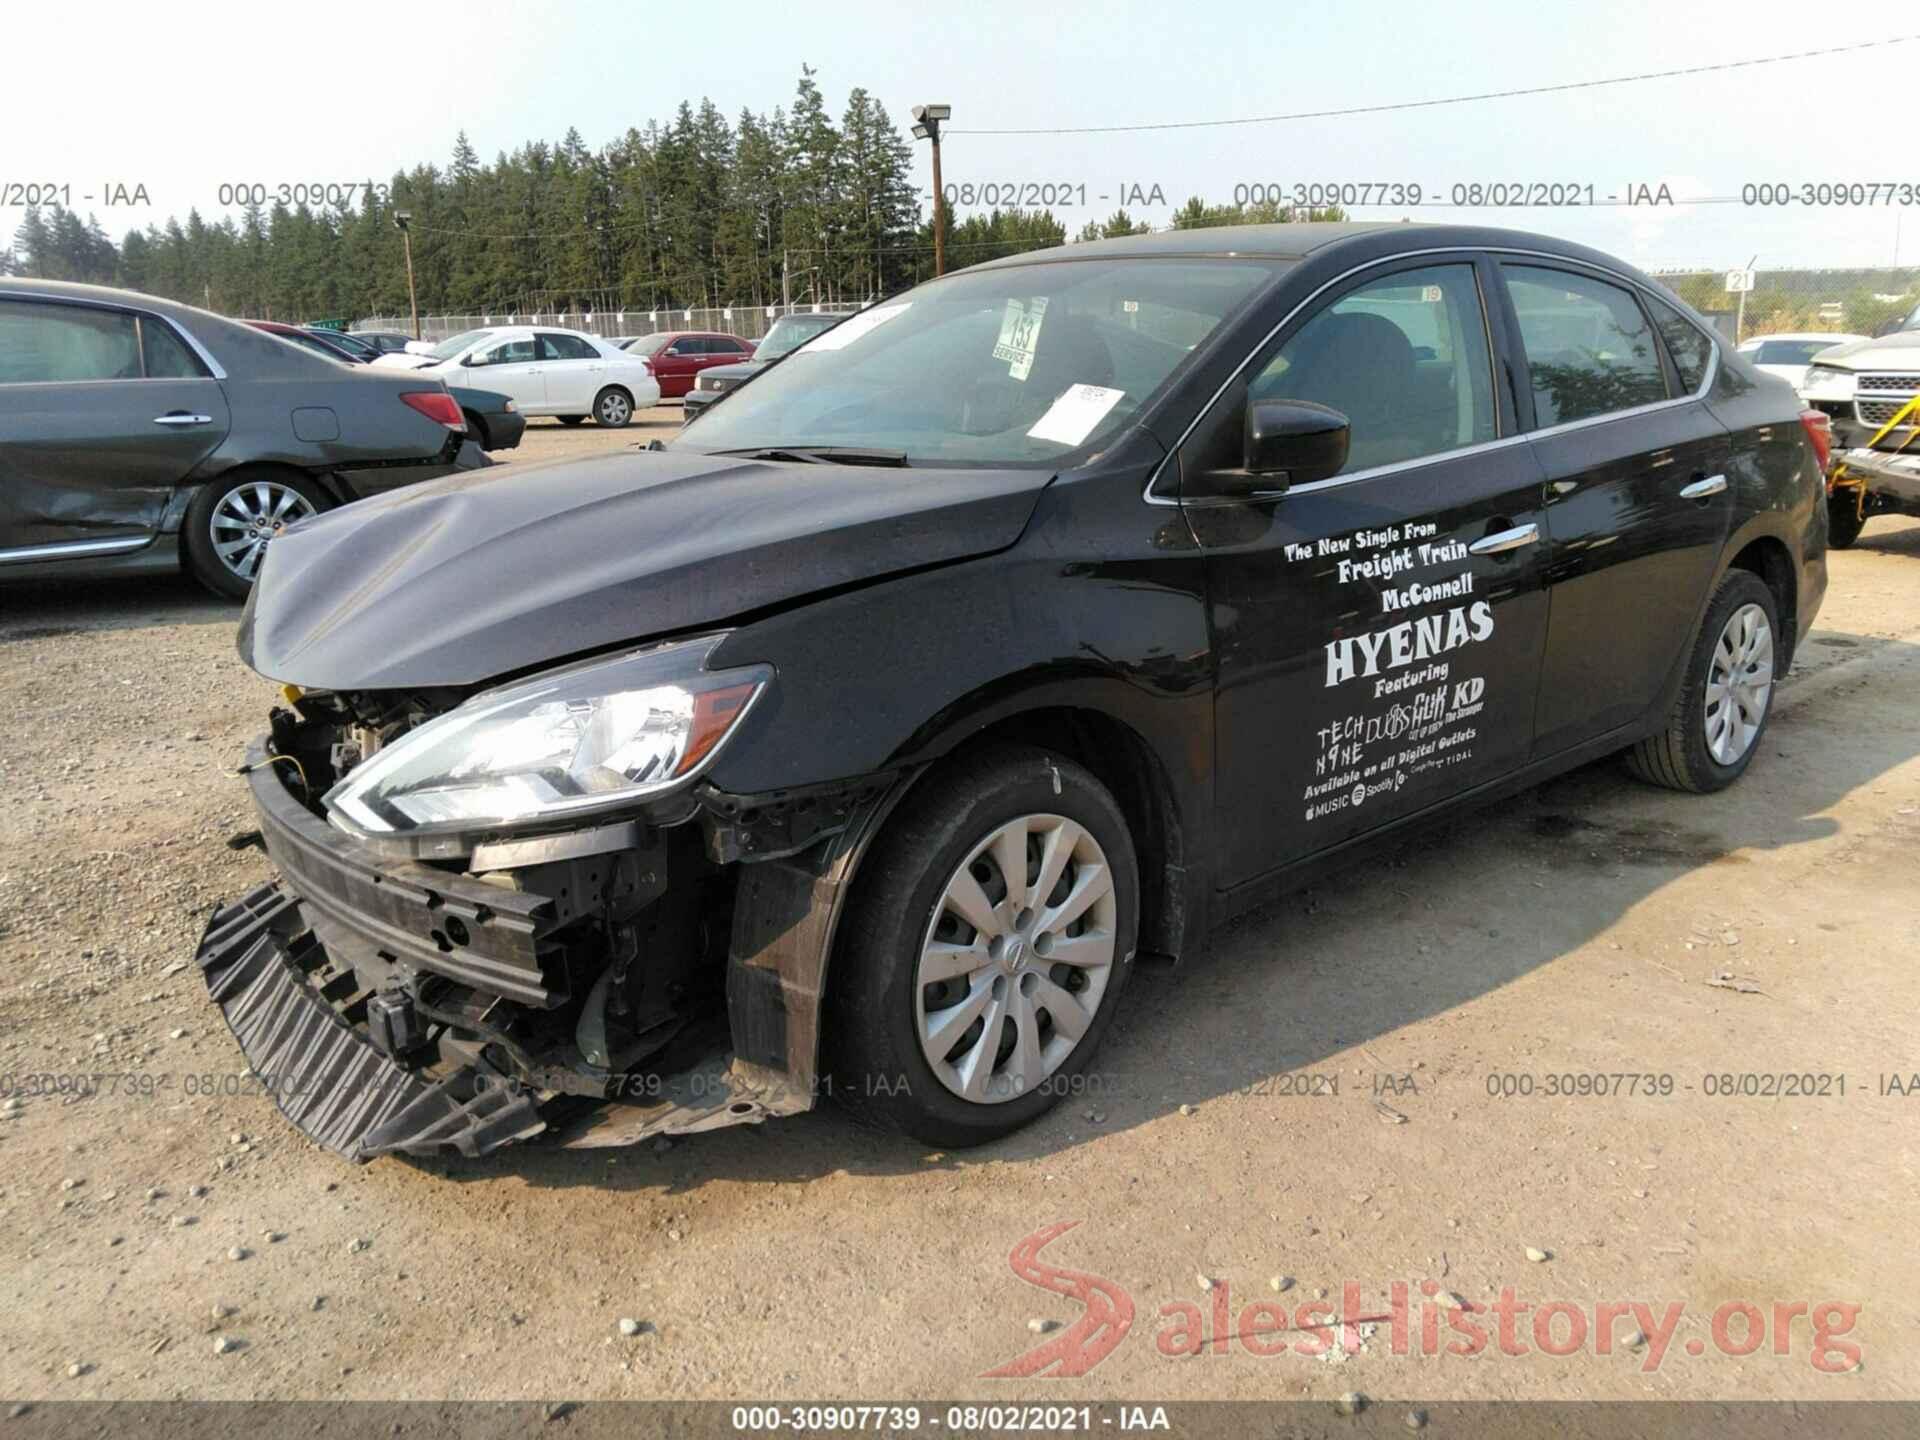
xmin=394 ymin=210 xmax=420 ymax=339
xmin=911 ymin=104 xmax=951 ymax=277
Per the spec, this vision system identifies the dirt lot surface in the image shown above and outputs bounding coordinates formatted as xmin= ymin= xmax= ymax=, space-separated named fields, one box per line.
xmin=3 ymin=422 xmax=1917 ymax=1405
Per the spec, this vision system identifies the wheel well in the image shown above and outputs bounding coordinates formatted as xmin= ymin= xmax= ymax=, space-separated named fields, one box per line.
xmin=461 ymin=409 xmax=490 ymax=447
xmin=937 ymin=708 xmax=1189 ymax=960
xmin=1727 ymin=536 xmax=1797 ymax=668
xmin=189 ymin=462 xmax=347 ymax=515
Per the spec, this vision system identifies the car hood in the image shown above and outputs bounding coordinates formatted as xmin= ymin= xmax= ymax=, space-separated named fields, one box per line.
xmin=238 ymin=450 xmax=1051 ymax=689
xmin=1809 ymin=334 xmax=1920 ymax=370
xmin=371 ymin=352 xmax=442 ymax=371
xmin=704 ymin=359 xmax=769 ymax=381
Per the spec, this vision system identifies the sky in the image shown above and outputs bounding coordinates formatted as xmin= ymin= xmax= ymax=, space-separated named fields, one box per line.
xmin=6 ymin=0 xmax=1915 ymax=276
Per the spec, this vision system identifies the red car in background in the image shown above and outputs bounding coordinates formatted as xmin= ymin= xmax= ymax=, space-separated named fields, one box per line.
xmin=621 ymin=331 xmax=756 ymax=398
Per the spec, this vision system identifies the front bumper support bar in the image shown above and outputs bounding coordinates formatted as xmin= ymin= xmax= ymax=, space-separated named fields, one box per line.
xmin=195 ymin=884 xmax=544 ymax=1161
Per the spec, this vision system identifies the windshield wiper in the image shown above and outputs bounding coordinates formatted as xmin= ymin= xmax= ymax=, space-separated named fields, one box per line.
xmin=712 ymin=445 xmax=911 ymax=467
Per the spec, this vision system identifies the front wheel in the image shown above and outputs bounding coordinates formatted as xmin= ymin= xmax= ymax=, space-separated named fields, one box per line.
xmin=1626 ymin=570 xmax=1779 ymax=793
xmin=182 ymin=470 xmax=332 ymax=600
xmin=593 ymin=386 xmax=634 ymax=428
xmin=826 ymin=747 xmax=1138 ymax=1147
xmin=1827 ymin=493 xmax=1866 ymax=550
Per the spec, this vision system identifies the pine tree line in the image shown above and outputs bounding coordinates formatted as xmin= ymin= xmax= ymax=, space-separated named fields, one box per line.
xmin=3 ymin=68 xmax=1343 ymax=322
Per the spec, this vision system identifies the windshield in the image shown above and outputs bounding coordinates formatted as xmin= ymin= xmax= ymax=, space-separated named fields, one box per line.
xmin=756 ymin=314 xmax=843 ymax=360
xmin=625 ymin=334 xmax=671 ymax=356
xmin=672 ymin=258 xmax=1280 ymax=467
xmin=429 ymin=328 xmax=490 ymax=361
xmin=1752 ymin=340 xmax=1837 ymax=366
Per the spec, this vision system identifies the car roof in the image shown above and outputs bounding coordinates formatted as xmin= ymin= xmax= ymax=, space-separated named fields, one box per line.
xmin=963 ymin=220 xmax=1662 ymax=280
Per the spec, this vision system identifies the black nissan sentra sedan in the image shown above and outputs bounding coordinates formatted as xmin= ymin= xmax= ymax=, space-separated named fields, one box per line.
xmin=200 ymin=223 xmax=1828 ymax=1158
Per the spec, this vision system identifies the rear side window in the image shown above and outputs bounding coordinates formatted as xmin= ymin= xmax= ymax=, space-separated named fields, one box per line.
xmin=140 ymin=316 xmax=208 ymax=378
xmin=1645 ymin=294 xmax=1714 ymax=392
xmin=1504 ymin=265 xmax=1669 ymax=426
xmin=714 ymin=337 xmax=749 ymax=354
xmin=538 ymin=332 xmax=599 ymax=360
xmin=0 ymin=301 xmax=142 ymax=383
xmin=1250 ymin=263 xmax=1496 ymax=475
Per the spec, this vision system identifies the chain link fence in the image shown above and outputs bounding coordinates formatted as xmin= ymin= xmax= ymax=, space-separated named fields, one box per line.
xmin=349 ymin=301 xmax=866 ymax=345
xmin=1648 ymin=265 xmax=1920 ymax=344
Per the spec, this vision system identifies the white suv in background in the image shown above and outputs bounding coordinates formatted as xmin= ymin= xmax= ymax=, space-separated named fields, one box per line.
xmin=374 ymin=326 xmax=660 ymax=427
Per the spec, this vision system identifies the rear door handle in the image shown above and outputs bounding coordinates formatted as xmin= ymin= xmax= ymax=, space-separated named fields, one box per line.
xmin=1680 ymin=473 xmax=1728 ymax=499
xmin=153 ymin=412 xmax=213 ymax=426
xmin=1468 ymin=522 xmax=1540 ymax=556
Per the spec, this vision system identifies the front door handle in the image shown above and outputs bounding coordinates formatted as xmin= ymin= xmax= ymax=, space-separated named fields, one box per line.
xmin=153 ymin=412 xmax=213 ymax=426
xmin=1468 ymin=522 xmax=1540 ymax=556
xmin=1680 ymin=473 xmax=1728 ymax=499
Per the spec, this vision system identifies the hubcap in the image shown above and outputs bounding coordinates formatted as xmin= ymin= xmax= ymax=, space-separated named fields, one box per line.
xmin=600 ymin=392 xmax=630 ymax=424
xmin=915 ymin=814 xmax=1117 ymax=1105
xmin=209 ymin=481 xmax=315 ymax=581
xmin=1705 ymin=602 xmax=1774 ymax=766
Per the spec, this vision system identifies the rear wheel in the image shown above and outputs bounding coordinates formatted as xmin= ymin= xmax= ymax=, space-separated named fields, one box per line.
xmin=827 ymin=747 xmax=1138 ymax=1147
xmin=182 ymin=470 xmax=332 ymax=600
xmin=593 ymin=386 xmax=634 ymax=428
xmin=1827 ymin=493 xmax=1866 ymax=550
xmin=1626 ymin=570 xmax=1779 ymax=793
xmin=557 ymin=414 xmax=587 ymax=426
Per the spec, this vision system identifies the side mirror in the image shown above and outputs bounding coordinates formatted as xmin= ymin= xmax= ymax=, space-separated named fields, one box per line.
xmin=1193 ymin=400 xmax=1350 ymax=499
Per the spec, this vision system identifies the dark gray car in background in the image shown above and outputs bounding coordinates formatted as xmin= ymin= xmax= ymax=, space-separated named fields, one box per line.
xmin=679 ymin=310 xmax=846 ymax=423
xmin=0 ymin=279 xmax=482 ymax=598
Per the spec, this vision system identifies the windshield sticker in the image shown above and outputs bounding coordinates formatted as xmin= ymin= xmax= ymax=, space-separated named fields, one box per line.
xmin=1027 ymin=384 xmax=1126 ymax=447
xmin=994 ymin=297 xmax=1049 ymax=380
xmin=804 ymin=301 xmax=910 ymax=352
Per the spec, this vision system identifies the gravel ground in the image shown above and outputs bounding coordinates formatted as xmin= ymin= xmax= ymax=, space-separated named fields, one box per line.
xmin=2 ymin=437 xmax=1917 ymax=1404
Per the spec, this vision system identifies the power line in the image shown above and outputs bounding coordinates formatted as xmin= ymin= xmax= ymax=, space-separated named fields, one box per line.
xmin=948 ymin=35 xmax=1920 ymax=135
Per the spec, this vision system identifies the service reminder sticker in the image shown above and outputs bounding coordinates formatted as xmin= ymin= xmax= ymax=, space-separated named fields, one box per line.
xmin=1027 ymin=383 xmax=1126 ymax=446
xmin=994 ymin=297 xmax=1048 ymax=380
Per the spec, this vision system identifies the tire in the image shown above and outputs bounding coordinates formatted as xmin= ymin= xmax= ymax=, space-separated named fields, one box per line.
xmin=557 ymin=414 xmax=587 ymax=426
xmin=592 ymin=386 xmax=634 ymax=428
xmin=826 ymin=746 xmax=1138 ymax=1147
xmin=1827 ymin=494 xmax=1866 ymax=550
xmin=182 ymin=469 xmax=333 ymax=601
xmin=1626 ymin=570 xmax=1780 ymax=794
xmin=461 ymin=410 xmax=492 ymax=450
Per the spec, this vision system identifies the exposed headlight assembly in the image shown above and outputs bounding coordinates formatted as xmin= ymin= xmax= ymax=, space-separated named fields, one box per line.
xmin=1801 ymin=365 xmax=1855 ymax=399
xmin=324 ymin=636 xmax=770 ymax=840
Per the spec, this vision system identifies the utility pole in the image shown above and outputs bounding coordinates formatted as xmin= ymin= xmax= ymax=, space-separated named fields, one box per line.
xmin=782 ymin=247 xmax=791 ymax=308
xmin=394 ymin=211 xmax=420 ymax=339
xmin=911 ymin=105 xmax=951 ymax=277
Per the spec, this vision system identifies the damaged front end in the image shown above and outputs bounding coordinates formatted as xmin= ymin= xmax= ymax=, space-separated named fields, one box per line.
xmin=195 ymin=655 xmax=900 ymax=1162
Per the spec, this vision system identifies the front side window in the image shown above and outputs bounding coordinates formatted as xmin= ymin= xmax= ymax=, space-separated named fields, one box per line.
xmin=0 ymin=301 xmax=142 ymax=384
xmin=475 ymin=338 xmax=535 ymax=366
xmin=675 ymin=257 xmax=1280 ymax=467
xmin=1248 ymin=263 xmax=1496 ymax=475
xmin=1505 ymin=265 xmax=1668 ymax=425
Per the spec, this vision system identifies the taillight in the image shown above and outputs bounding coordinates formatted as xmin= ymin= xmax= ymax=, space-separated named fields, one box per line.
xmin=1799 ymin=409 xmax=1832 ymax=472
xmin=401 ymin=390 xmax=465 ymax=431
